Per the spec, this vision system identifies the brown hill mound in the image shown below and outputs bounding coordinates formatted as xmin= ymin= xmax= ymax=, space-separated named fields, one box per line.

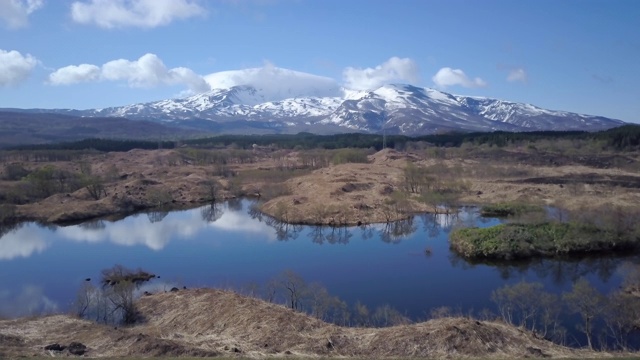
xmin=0 ymin=288 xmax=592 ymax=358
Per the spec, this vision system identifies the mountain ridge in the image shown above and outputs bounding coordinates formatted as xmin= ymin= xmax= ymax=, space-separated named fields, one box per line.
xmin=1 ymin=80 xmax=625 ymax=136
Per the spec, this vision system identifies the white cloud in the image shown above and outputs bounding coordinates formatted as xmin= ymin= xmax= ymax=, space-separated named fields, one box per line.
xmin=48 ymin=64 xmax=100 ymax=85
xmin=204 ymin=61 xmax=342 ymax=101
xmin=0 ymin=49 xmax=38 ymax=86
xmin=48 ymin=53 xmax=210 ymax=93
xmin=71 ymin=0 xmax=206 ymax=29
xmin=102 ymin=53 xmax=209 ymax=92
xmin=342 ymin=57 xmax=419 ymax=90
xmin=432 ymin=67 xmax=487 ymax=89
xmin=0 ymin=0 xmax=44 ymax=29
xmin=506 ymin=68 xmax=527 ymax=83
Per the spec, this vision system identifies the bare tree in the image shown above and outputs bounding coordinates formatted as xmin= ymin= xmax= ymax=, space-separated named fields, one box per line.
xmin=353 ymin=301 xmax=371 ymax=327
xmin=371 ymin=304 xmax=411 ymax=327
xmin=264 ymin=278 xmax=279 ymax=303
xmin=491 ymin=281 xmax=561 ymax=338
xmin=306 ymin=282 xmax=333 ymax=320
xmin=202 ymin=178 xmax=222 ymax=202
xmin=97 ymin=265 xmax=156 ymax=324
xmin=105 ymin=281 xmax=137 ymax=325
xmin=201 ymin=203 xmax=223 ymax=223
xmin=603 ymin=291 xmax=640 ymax=350
xmin=72 ymin=281 xmax=95 ymax=318
xmin=147 ymin=210 xmax=168 ymax=223
xmin=562 ymin=278 xmax=606 ymax=349
xmin=85 ymin=176 xmax=107 ymax=200
xmin=277 ymin=270 xmax=306 ymax=310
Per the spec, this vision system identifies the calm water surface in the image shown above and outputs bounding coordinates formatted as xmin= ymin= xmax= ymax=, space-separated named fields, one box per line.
xmin=0 ymin=200 xmax=635 ymax=323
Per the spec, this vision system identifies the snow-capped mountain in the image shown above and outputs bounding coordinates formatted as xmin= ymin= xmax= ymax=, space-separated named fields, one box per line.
xmin=324 ymin=85 xmax=522 ymax=134
xmin=5 ymin=70 xmax=624 ymax=135
xmin=84 ymin=85 xmax=344 ymax=123
xmin=322 ymin=84 xmax=622 ymax=134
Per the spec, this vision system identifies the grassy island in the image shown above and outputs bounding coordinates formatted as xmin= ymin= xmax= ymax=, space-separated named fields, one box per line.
xmin=450 ymin=222 xmax=640 ymax=260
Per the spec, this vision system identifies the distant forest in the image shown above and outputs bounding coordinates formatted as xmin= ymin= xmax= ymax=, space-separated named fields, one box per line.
xmin=7 ymin=124 xmax=640 ymax=153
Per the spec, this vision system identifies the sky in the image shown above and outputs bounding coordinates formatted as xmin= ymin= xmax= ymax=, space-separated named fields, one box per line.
xmin=0 ymin=0 xmax=638 ymax=122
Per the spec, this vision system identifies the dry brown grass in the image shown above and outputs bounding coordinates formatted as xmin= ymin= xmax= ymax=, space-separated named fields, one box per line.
xmin=2 ymin=147 xmax=640 ymax=225
xmin=0 ymin=288 xmax=606 ymax=359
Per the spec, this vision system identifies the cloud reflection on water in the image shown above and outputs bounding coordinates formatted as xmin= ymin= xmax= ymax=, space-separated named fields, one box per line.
xmin=58 ymin=210 xmax=206 ymax=250
xmin=0 ymin=285 xmax=58 ymax=318
xmin=0 ymin=203 xmax=476 ymax=261
xmin=0 ymin=226 xmax=48 ymax=260
xmin=0 ymin=203 xmax=277 ymax=260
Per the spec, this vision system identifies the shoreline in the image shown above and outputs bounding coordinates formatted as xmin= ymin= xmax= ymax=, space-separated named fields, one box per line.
xmin=1 ymin=147 xmax=639 ymax=252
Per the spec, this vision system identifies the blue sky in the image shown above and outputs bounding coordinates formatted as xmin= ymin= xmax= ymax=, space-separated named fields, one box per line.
xmin=0 ymin=0 xmax=638 ymax=122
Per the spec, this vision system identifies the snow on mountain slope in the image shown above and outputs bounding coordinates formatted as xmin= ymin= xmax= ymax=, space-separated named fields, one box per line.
xmin=323 ymin=84 xmax=522 ymax=134
xmin=321 ymin=84 xmax=623 ymax=134
xmin=253 ymin=97 xmax=343 ymax=118
xmin=7 ymin=67 xmax=624 ymax=135
xmin=456 ymin=96 xmax=621 ymax=131
xmin=85 ymin=85 xmax=342 ymax=122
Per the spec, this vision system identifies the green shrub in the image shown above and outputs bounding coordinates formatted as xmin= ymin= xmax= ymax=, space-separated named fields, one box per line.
xmin=450 ymin=222 xmax=637 ymax=260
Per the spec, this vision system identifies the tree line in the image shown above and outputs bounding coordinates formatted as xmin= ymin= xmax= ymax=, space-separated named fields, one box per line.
xmin=491 ymin=272 xmax=640 ymax=351
xmin=6 ymin=124 xmax=639 ymax=153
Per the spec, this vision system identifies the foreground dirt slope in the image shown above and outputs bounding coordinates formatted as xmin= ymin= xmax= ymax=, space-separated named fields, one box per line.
xmin=0 ymin=288 xmax=597 ymax=358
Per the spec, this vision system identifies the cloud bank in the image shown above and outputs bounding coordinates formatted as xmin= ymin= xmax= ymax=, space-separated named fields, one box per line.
xmin=0 ymin=49 xmax=38 ymax=86
xmin=432 ymin=67 xmax=487 ymax=89
xmin=71 ymin=0 xmax=206 ymax=29
xmin=0 ymin=0 xmax=43 ymax=29
xmin=342 ymin=57 xmax=419 ymax=90
xmin=48 ymin=53 xmax=210 ymax=93
xmin=204 ymin=61 xmax=342 ymax=101
xmin=46 ymin=55 xmax=495 ymax=98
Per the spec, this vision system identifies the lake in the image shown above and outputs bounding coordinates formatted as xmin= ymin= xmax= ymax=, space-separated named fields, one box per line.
xmin=1 ymin=200 xmax=636 ymax=345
